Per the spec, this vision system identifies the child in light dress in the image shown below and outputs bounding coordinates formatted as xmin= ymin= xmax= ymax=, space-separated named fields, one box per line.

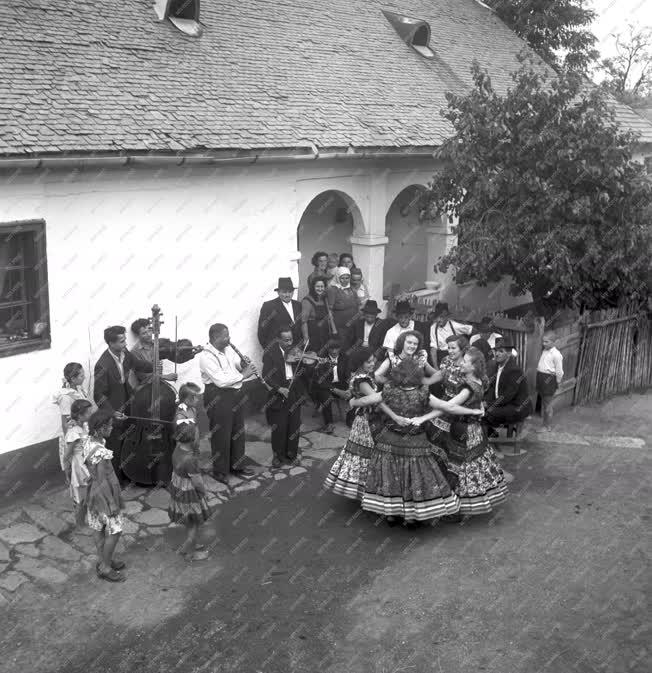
xmin=175 ymin=382 xmax=202 ymax=452
xmin=64 ymin=399 xmax=93 ymax=522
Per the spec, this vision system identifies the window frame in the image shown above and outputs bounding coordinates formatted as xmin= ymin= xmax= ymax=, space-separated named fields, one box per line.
xmin=0 ymin=219 xmax=51 ymax=358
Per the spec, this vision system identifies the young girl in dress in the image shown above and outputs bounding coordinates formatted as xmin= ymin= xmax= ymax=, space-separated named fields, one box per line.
xmin=324 ymin=347 xmax=378 ymax=501
xmin=82 ymin=410 xmax=126 ymax=582
xmin=52 ymin=362 xmax=92 ymax=482
xmin=175 ymin=382 xmax=202 ymax=452
xmin=168 ymin=422 xmax=213 ymax=561
xmin=64 ymin=399 xmax=93 ymax=522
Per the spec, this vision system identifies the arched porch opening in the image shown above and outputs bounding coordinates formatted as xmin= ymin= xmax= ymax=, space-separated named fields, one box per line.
xmin=296 ymin=190 xmax=362 ymax=292
xmin=383 ymin=185 xmax=429 ymax=298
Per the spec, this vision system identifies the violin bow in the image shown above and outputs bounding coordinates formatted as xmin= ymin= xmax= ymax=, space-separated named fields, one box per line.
xmin=287 ymin=338 xmax=310 ymax=394
xmin=174 ymin=315 xmax=178 ymax=376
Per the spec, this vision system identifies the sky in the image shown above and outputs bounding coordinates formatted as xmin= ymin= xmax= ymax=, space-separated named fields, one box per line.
xmin=589 ymin=0 xmax=651 ymax=57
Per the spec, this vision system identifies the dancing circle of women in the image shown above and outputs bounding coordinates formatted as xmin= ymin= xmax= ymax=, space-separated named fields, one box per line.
xmin=324 ymin=339 xmax=508 ymax=527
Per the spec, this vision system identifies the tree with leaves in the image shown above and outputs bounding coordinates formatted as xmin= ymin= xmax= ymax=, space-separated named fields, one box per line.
xmin=485 ymin=0 xmax=598 ymax=71
xmin=422 ymin=58 xmax=652 ymax=315
xmin=598 ymin=24 xmax=652 ymax=107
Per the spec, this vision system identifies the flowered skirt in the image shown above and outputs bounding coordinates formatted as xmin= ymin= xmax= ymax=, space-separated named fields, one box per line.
xmin=324 ymin=412 xmax=375 ymax=501
xmin=437 ymin=420 xmax=508 ymax=515
xmin=361 ymin=428 xmax=460 ymax=521
xmin=168 ymin=472 xmax=213 ymax=525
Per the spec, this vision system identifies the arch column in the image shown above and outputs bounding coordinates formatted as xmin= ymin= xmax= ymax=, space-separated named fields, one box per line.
xmin=350 ymin=235 xmax=389 ymax=309
xmin=426 ymin=213 xmax=457 ymax=292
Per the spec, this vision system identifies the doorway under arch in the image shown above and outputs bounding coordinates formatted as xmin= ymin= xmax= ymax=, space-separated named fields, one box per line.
xmin=383 ymin=185 xmax=429 ymax=297
xmin=296 ymin=190 xmax=361 ymax=293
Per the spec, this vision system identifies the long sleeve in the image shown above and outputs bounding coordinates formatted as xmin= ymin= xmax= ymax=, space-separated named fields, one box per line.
xmin=451 ymin=320 xmax=473 ymax=335
xmin=300 ymin=297 xmax=314 ymax=325
xmin=93 ymin=360 xmax=114 ymax=415
xmin=257 ymin=302 xmax=271 ymax=348
xmin=262 ymin=351 xmax=285 ymax=392
xmin=199 ymin=351 xmax=243 ymax=388
xmin=127 ymin=351 xmax=153 ymax=373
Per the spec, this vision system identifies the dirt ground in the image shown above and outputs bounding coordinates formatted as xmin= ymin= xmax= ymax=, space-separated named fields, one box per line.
xmin=1 ymin=393 xmax=650 ymax=673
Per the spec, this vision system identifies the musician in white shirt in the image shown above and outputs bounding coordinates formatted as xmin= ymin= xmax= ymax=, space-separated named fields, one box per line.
xmin=199 ymin=323 xmax=257 ymax=481
xmin=429 ymin=302 xmax=473 ymax=367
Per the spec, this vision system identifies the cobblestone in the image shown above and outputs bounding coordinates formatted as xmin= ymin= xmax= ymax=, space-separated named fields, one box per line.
xmin=23 ymin=505 xmax=69 ymax=537
xmin=0 ymin=540 xmax=9 ymax=562
xmin=234 ymin=481 xmax=260 ymax=493
xmin=145 ymin=489 xmax=170 ymax=510
xmin=133 ymin=508 xmax=170 ymax=526
xmin=14 ymin=557 xmax=67 ymax=585
xmin=15 ymin=543 xmax=40 ymax=558
xmin=0 ymin=571 xmax=28 ymax=592
xmin=0 ymin=524 xmax=46 ymax=546
xmin=41 ymin=536 xmax=82 ymax=562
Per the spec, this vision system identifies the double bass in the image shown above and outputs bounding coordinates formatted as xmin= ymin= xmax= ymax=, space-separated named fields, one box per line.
xmin=121 ymin=305 xmax=200 ymax=486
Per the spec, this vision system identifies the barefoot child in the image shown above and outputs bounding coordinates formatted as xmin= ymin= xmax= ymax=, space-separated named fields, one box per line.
xmin=82 ymin=410 xmax=126 ymax=582
xmin=64 ymin=399 xmax=92 ymax=522
xmin=168 ymin=422 xmax=213 ymax=561
xmin=536 ymin=333 xmax=564 ymax=432
xmin=175 ymin=382 xmax=202 ymax=452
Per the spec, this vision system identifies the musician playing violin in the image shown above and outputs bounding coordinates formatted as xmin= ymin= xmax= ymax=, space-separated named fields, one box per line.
xmin=262 ymin=327 xmax=316 ymax=468
xmin=130 ymin=318 xmax=178 ymax=386
xmin=311 ymin=338 xmax=351 ymax=435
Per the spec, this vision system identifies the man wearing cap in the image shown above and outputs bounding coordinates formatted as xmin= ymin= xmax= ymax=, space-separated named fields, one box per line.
xmin=350 ymin=300 xmax=391 ymax=359
xmin=429 ymin=302 xmax=473 ymax=368
xmin=470 ymin=316 xmax=503 ymax=350
xmin=484 ymin=337 xmax=533 ymax=434
xmin=382 ymin=300 xmax=429 ymax=357
xmin=257 ymin=277 xmax=302 ymax=350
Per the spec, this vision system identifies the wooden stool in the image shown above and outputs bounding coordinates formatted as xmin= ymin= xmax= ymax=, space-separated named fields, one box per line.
xmin=494 ymin=420 xmax=528 ymax=456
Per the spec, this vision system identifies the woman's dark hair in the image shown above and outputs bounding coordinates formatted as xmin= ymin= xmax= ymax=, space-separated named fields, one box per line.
xmin=338 ymin=253 xmax=354 ymax=266
xmin=446 ymin=334 xmax=470 ymax=350
xmin=70 ymin=399 xmax=92 ymax=421
xmin=88 ymin=409 xmax=114 ymax=435
xmin=179 ymin=382 xmax=201 ymax=402
xmin=389 ymin=357 xmax=423 ymax=388
xmin=174 ymin=422 xmax=197 ymax=444
xmin=394 ymin=330 xmax=423 ymax=356
xmin=311 ymin=251 xmax=329 ymax=267
xmin=63 ymin=362 xmax=83 ymax=385
xmin=465 ymin=346 xmax=489 ymax=390
xmin=130 ymin=318 xmax=149 ymax=336
xmin=308 ymin=274 xmax=328 ymax=300
xmin=104 ymin=326 xmax=126 ymax=345
xmin=349 ymin=347 xmax=374 ymax=372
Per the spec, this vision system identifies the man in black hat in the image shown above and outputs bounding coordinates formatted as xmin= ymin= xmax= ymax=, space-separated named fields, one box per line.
xmin=257 ymin=277 xmax=302 ymax=350
xmin=484 ymin=337 xmax=533 ymax=434
xmin=429 ymin=302 xmax=473 ymax=368
xmin=349 ymin=299 xmax=391 ymax=360
xmin=470 ymin=316 xmax=503 ymax=350
xmin=382 ymin=299 xmax=430 ymax=357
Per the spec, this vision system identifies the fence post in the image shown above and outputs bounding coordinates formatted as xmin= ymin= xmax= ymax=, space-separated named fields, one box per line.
xmin=525 ymin=317 xmax=545 ymax=410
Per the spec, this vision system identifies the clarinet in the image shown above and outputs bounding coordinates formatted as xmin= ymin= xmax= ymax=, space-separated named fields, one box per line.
xmin=228 ymin=341 xmax=273 ymax=392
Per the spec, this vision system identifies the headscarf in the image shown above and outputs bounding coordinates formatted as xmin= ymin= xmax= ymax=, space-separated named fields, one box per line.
xmin=332 ymin=266 xmax=352 ymax=289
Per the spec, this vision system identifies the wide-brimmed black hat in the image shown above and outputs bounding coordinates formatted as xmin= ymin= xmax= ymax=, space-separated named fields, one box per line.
xmin=494 ymin=337 xmax=515 ymax=351
xmin=361 ymin=300 xmax=382 ymax=315
xmin=479 ymin=316 xmax=494 ymax=327
xmin=394 ymin=300 xmax=412 ymax=315
xmin=433 ymin=302 xmax=450 ymax=318
xmin=275 ymin=277 xmax=296 ymax=292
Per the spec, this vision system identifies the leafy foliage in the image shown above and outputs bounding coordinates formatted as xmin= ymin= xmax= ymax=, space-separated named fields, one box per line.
xmin=422 ymin=58 xmax=652 ymax=313
xmin=485 ymin=0 xmax=598 ymax=71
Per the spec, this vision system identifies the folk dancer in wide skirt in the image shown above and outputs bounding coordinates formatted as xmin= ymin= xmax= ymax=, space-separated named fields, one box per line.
xmin=421 ymin=346 xmax=508 ymax=517
xmin=324 ymin=347 xmax=380 ymax=501
xmin=353 ymin=359 xmax=482 ymax=526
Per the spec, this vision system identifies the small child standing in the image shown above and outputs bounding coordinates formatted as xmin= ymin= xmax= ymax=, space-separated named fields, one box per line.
xmin=64 ymin=399 xmax=93 ymax=522
xmin=536 ymin=333 xmax=564 ymax=432
xmin=168 ymin=422 xmax=213 ymax=561
xmin=175 ymin=382 xmax=202 ymax=452
xmin=82 ymin=410 xmax=126 ymax=582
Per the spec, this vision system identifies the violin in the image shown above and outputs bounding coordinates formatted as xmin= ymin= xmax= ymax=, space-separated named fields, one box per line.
xmin=284 ymin=346 xmax=328 ymax=365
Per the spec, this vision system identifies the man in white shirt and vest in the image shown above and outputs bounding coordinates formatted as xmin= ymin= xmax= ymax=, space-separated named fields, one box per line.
xmin=429 ymin=302 xmax=473 ymax=368
xmin=536 ymin=332 xmax=564 ymax=432
xmin=199 ymin=323 xmax=257 ymax=481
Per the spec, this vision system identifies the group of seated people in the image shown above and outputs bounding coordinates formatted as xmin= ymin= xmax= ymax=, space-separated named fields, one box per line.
xmin=256 ymin=252 xmax=534 ymax=437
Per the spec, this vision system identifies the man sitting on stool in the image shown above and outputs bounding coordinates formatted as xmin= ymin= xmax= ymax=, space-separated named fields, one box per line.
xmin=311 ymin=338 xmax=350 ymax=434
xmin=484 ymin=338 xmax=533 ymax=436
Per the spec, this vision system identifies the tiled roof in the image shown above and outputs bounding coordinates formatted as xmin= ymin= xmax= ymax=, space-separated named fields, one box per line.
xmin=1 ymin=0 xmax=651 ymax=156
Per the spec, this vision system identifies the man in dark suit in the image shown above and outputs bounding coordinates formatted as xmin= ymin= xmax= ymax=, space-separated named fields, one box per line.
xmin=484 ymin=338 xmax=533 ymax=435
xmin=262 ymin=327 xmax=315 ymax=468
xmin=257 ymin=277 xmax=302 ymax=350
xmin=93 ymin=325 xmax=153 ymax=478
xmin=311 ymin=338 xmax=350 ymax=434
xmin=349 ymin=300 xmax=393 ymax=360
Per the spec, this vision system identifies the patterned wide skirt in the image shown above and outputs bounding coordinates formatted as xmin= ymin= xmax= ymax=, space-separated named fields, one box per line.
xmin=324 ymin=413 xmax=375 ymax=501
xmin=168 ymin=473 xmax=213 ymax=525
xmin=361 ymin=429 xmax=460 ymax=521
xmin=439 ymin=420 xmax=508 ymax=515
